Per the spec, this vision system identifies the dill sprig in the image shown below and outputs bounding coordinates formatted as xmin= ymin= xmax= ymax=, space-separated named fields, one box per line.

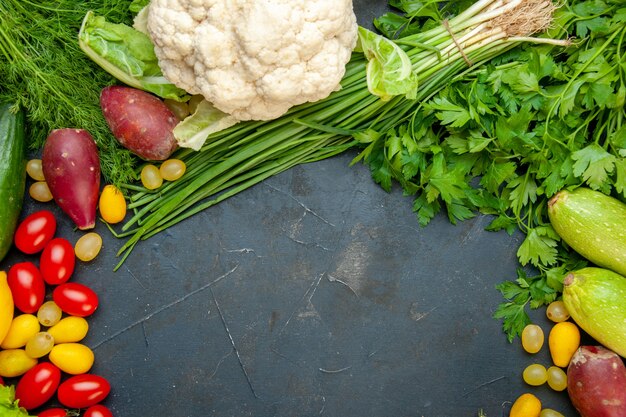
xmin=0 ymin=0 xmax=138 ymax=184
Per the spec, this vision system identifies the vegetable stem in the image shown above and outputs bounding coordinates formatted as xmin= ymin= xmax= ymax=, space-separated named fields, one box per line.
xmin=111 ymin=0 xmax=566 ymax=268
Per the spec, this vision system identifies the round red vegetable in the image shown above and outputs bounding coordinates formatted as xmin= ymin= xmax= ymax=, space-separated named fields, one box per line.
xmin=15 ymin=362 xmax=61 ymax=410
xmin=57 ymin=374 xmax=110 ymax=409
xmin=37 ymin=408 xmax=69 ymax=417
xmin=52 ymin=282 xmax=99 ymax=317
xmin=567 ymin=345 xmax=626 ymax=417
xmin=14 ymin=210 xmax=56 ymax=254
xmin=40 ymin=238 xmax=75 ymax=285
xmin=84 ymin=404 xmax=114 ymax=417
xmin=0 ymin=376 xmax=4 ymax=385
xmin=42 ymin=128 xmax=100 ymax=230
xmin=7 ymin=262 xmax=45 ymax=313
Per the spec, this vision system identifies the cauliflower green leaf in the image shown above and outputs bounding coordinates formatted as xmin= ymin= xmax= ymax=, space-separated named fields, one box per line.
xmin=78 ymin=11 xmax=188 ymax=101
xmin=0 ymin=385 xmax=34 ymax=417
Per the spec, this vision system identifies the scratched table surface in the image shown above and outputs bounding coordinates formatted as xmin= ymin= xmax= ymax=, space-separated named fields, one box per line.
xmin=1 ymin=2 xmax=580 ymax=417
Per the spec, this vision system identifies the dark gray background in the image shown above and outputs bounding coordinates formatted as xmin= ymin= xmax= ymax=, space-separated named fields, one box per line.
xmin=1 ymin=2 xmax=578 ymax=416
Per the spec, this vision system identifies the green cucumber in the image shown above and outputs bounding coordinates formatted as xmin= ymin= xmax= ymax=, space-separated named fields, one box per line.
xmin=548 ymin=187 xmax=626 ymax=276
xmin=563 ymin=267 xmax=626 ymax=358
xmin=0 ymin=103 xmax=26 ymax=262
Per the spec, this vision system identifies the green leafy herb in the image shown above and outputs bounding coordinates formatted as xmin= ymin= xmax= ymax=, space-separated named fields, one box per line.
xmin=0 ymin=0 xmax=138 ymax=184
xmin=100 ymin=0 xmax=566 ymax=269
xmin=357 ymin=0 xmax=626 ymax=340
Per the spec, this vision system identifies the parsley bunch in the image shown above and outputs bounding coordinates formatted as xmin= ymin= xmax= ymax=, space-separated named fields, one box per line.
xmin=358 ymin=0 xmax=626 ymax=341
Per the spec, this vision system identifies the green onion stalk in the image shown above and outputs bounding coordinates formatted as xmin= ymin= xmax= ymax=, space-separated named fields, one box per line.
xmin=109 ymin=0 xmax=570 ymax=269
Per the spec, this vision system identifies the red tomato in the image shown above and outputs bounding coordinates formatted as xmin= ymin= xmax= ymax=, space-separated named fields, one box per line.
xmin=15 ymin=362 xmax=61 ymax=410
xmin=37 ymin=408 xmax=68 ymax=417
xmin=40 ymin=238 xmax=76 ymax=285
xmin=14 ymin=210 xmax=57 ymax=254
xmin=84 ymin=404 xmax=114 ymax=417
xmin=7 ymin=262 xmax=46 ymax=313
xmin=53 ymin=282 xmax=99 ymax=317
xmin=0 ymin=376 xmax=4 ymax=385
xmin=57 ymin=374 xmax=110 ymax=409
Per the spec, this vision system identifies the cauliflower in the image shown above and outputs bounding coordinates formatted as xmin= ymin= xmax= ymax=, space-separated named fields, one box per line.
xmin=146 ymin=0 xmax=358 ymax=121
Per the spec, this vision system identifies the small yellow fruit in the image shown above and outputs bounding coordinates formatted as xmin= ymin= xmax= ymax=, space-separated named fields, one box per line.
xmin=26 ymin=159 xmax=45 ymax=181
xmin=510 ymin=393 xmax=541 ymax=417
xmin=521 ymin=324 xmax=544 ymax=354
xmin=49 ymin=343 xmax=94 ymax=375
xmin=0 ymin=314 xmax=41 ymax=349
xmin=98 ymin=184 xmax=127 ymax=224
xmin=159 ymin=159 xmax=186 ymax=181
xmin=0 ymin=349 xmax=38 ymax=377
xmin=74 ymin=232 xmax=103 ymax=262
xmin=140 ymin=164 xmax=163 ymax=190
xmin=0 ymin=271 xmax=14 ymax=346
xmin=549 ymin=321 xmax=580 ymax=367
xmin=48 ymin=316 xmax=89 ymax=344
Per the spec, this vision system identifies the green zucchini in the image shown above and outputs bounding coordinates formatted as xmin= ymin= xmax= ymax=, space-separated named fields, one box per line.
xmin=0 ymin=103 xmax=26 ymax=262
xmin=548 ymin=187 xmax=626 ymax=276
xmin=563 ymin=267 xmax=626 ymax=358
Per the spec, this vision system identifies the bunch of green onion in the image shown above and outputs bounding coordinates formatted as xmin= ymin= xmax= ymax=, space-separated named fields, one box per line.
xmin=108 ymin=0 xmax=568 ymax=268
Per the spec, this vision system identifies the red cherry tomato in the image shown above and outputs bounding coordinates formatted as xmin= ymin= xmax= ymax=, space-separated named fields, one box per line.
xmin=14 ymin=210 xmax=57 ymax=254
xmin=84 ymin=404 xmax=114 ymax=417
xmin=37 ymin=408 xmax=68 ymax=417
xmin=7 ymin=262 xmax=46 ymax=313
xmin=57 ymin=374 xmax=110 ymax=409
xmin=53 ymin=282 xmax=99 ymax=317
xmin=0 ymin=376 xmax=4 ymax=385
xmin=15 ymin=362 xmax=61 ymax=410
xmin=40 ymin=238 xmax=76 ymax=285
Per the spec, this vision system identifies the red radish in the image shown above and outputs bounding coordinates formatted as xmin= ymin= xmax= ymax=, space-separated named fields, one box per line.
xmin=42 ymin=128 xmax=100 ymax=229
xmin=100 ymin=85 xmax=178 ymax=160
xmin=567 ymin=345 xmax=626 ymax=417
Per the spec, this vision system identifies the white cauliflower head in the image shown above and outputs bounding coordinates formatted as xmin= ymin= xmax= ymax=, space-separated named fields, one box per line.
xmin=147 ymin=0 xmax=358 ymax=121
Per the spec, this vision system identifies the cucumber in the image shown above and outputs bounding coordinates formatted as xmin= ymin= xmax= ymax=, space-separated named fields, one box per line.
xmin=563 ymin=267 xmax=626 ymax=358
xmin=0 ymin=103 xmax=26 ymax=261
xmin=548 ymin=187 xmax=626 ymax=276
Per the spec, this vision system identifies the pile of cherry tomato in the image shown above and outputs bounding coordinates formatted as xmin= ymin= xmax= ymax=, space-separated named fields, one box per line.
xmin=0 ymin=209 xmax=112 ymax=417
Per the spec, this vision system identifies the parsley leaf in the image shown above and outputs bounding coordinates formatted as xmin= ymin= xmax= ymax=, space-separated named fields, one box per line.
xmin=571 ymin=144 xmax=617 ymax=190
xmin=357 ymin=0 xmax=626 ymax=341
xmin=517 ymin=227 xmax=559 ymax=267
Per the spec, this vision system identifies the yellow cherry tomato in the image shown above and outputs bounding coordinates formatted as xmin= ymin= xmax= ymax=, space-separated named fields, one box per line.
xmin=0 ymin=271 xmax=14 ymax=346
xmin=99 ymin=184 xmax=127 ymax=224
xmin=48 ymin=316 xmax=89 ymax=344
xmin=0 ymin=349 xmax=38 ymax=377
xmin=49 ymin=343 xmax=94 ymax=375
xmin=0 ymin=314 xmax=41 ymax=349
xmin=549 ymin=321 xmax=581 ymax=367
xmin=74 ymin=232 xmax=103 ymax=262
xmin=510 ymin=393 xmax=541 ymax=417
